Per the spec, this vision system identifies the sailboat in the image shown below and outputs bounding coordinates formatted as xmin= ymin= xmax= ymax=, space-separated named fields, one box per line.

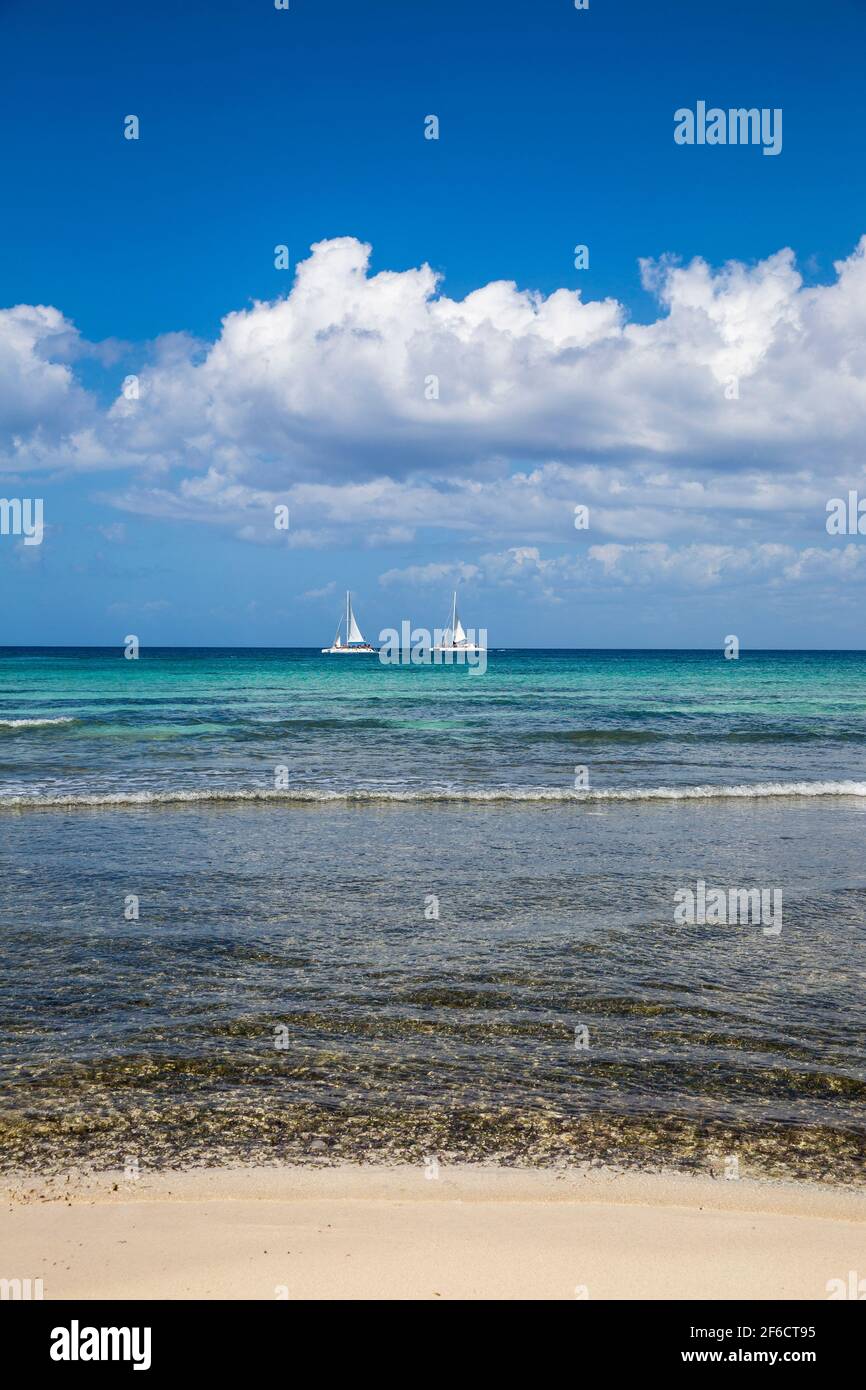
xmin=432 ymin=590 xmax=485 ymax=653
xmin=321 ymin=591 xmax=377 ymax=654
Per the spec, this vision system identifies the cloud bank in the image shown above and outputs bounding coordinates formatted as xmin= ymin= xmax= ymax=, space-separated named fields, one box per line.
xmin=3 ymin=235 xmax=866 ymax=596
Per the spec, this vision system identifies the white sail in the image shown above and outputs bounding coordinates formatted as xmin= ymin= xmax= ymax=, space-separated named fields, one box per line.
xmin=347 ymin=594 xmax=364 ymax=645
xmin=322 ymin=589 xmax=375 ymax=653
xmin=448 ymin=590 xmax=467 ymax=644
xmin=431 ymin=588 xmax=483 ymax=653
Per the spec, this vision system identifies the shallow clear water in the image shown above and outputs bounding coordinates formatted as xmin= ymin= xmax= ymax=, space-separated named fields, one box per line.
xmin=0 ymin=648 xmax=864 ymax=1180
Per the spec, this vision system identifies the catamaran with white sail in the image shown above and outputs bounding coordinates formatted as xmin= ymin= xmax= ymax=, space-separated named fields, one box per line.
xmin=321 ymin=591 xmax=377 ymax=654
xmin=432 ymin=590 xmax=485 ymax=653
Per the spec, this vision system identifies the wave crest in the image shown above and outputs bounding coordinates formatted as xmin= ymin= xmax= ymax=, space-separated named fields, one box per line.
xmin=0 ymin=780 xmax=865 ymax=809
xmin=0 ymin=717 xmax=76 ymax=730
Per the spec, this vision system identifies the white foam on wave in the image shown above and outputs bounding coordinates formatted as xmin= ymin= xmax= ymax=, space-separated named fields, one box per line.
xmin=572 ymin=780 xmax=866 ymax=801
xmin=0 ymin=717 xmax=76 ymax=729
xmin=0 ymin=780 xmax=865 ymax=809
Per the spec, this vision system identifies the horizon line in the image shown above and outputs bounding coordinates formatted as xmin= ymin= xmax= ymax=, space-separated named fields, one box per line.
xmin=3 ymin=644 xmax=866 ymax=655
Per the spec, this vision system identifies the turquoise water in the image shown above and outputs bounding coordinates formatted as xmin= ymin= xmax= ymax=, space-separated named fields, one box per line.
xmin=3 ymin=647 xmax=866 ymax=803
xmin=1 ymin=648 xmax=864 ymax=1179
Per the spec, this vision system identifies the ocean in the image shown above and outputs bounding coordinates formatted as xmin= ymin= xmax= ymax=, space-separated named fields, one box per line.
xmin=1 ymin=647 xmax=864 ymax=1181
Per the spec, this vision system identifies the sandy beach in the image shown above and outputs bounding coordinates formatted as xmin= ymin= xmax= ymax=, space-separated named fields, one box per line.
xmin=2 ymin=1165 xmax=863 ymax=1300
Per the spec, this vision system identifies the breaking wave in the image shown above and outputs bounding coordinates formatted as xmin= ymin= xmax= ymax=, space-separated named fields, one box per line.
xmin=0 ymin=717 xmax=76 ymax=729
xmin=1 ymin=780 xmax=865 ymax=809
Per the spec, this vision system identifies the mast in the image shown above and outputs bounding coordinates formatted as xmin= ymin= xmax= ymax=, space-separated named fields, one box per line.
xmin=451 ymin=590 xmax=457 ymax=643
xmin=346 ymin=590 xmax=351 ymax=644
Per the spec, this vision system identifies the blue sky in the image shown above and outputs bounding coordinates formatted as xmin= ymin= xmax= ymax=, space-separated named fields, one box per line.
xmin=2 ymin=0 xmax=866 ymax=646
